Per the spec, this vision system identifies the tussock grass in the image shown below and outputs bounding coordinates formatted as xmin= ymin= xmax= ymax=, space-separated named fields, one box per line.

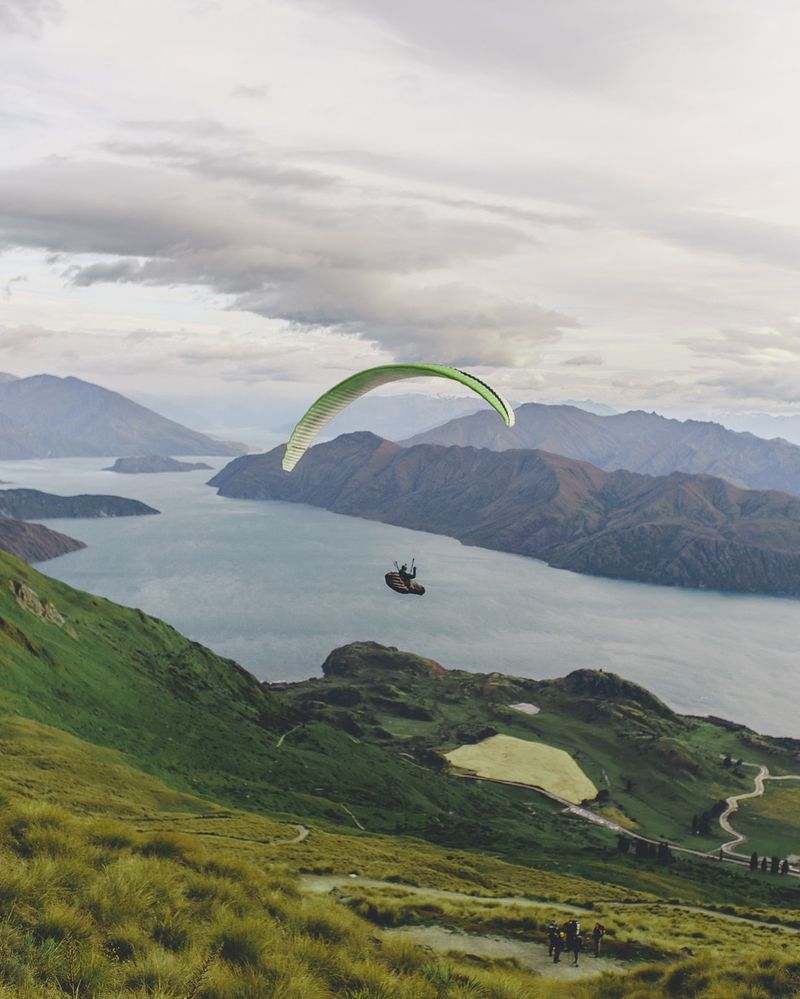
xmin=0 ymin=799 xmax=560 ymax=999
xmin=1 ymin=796 xmax=799 ymax=998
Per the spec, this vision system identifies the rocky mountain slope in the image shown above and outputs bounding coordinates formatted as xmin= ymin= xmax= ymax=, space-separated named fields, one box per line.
xmin=0 ymin=374 xmax=247 ymax=457
xmin=0 ymin=488 xmax=158 ymax=519
xmin=405 ymin=402 xmax=800 ymax=496
xmin=0 ymin=518 xmax=86 ymax=562
xmin=211 ymin=432 xmax=800 ymax=596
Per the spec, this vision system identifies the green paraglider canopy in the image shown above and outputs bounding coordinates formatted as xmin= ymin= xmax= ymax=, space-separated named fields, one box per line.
xmin=282 ymin=363 xmax=514 ymax=471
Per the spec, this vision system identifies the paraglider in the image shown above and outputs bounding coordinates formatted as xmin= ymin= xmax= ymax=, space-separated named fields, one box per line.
xmin=283 ymin=363 xmax=514 ymax=598
xmin=385 ymin=559 xmax=425 ymax=596
xmin=281 ymin=363 xmax=515 ymax=472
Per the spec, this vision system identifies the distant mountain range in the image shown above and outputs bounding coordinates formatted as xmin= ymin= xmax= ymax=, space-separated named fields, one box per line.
xmin=0 ymin=374 xmax=248 ymax=458
xmin=211 ymin=432 xmax=800 ymax=596
xmin=405 ymin=402 xmax=800 ymax=497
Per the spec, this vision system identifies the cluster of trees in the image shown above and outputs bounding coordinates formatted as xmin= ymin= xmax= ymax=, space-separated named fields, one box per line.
xmin=749 ymin=852 xmax=791 ymax=875
xmin=617 ymin=835 xmax=673 ymax=864
xmin=691 ymin=801 xmax=727 ymax=836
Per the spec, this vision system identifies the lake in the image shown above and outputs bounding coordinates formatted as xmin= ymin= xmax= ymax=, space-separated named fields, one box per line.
xmin=2 ymin=456 xmax=798 ymax=737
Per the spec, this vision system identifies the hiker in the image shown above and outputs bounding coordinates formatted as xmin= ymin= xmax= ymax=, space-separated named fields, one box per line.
xmin=592 ymin=922 xmax=606 ymax=957
xmin=547 ymin=921 xmax=559 ymax=956
xmin=570 ymin=931 xmax=582 ymax=967
xmin=563 ymin=918 xmax=580 ymax=946
xmin=552 ymin=929 xmax=564 ymax=964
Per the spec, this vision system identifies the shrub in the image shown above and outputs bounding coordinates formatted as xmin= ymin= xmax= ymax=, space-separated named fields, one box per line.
xmin=214 ymin=917 xmax=266 ymax=968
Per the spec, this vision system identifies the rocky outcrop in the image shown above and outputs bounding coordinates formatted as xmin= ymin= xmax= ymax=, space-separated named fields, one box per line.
xmin=0 ymin=489 xmax=159 ymax=519
xmin=211 ymin=432 xmax=800 ymax=596
xmin=0 ymin=518 xmax=86 ymax=563
xmin=405 ymin=402 xmax=800 ymax=497
xmin=320 ymin=641 xmax=447 ymax=679
xmin=8 ymin=579 xmax=77 ymax=636
xmin=553 ymin=669 xmax=674 ymax=718
xmin=105 ymin=456 xmax=212 ymax=474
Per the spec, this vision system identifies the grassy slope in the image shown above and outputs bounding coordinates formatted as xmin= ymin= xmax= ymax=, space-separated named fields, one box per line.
xmin=734 ymin=782 xmax=800 ymax=859
xmin=2 ymin=552 xmax=799 ymax=909
xmin=2 ymin=718 xmax=800 ymax=998
xmin=0 ymin=552 xmax=609 ymax=866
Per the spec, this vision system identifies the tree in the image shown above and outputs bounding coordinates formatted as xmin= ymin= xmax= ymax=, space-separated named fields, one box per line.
xmin=750 ymin=852 xmax=758 ymax=871
xmin=617 ymin=835 xmax=631 ymax=855
xmin=771 ymin=856 xmax=780 ymax=874
xmin=781 ymin=859 xmax=790 ymax=875
xmin=657 ymin=841 xmax=674 ymax=865
xmin=761 ymin=858 xmax=768 ymax=872
xmin=722 ymin=754 xmax=732 ymax=767
xmin=691 ymin=814 xmax=699 ymax=834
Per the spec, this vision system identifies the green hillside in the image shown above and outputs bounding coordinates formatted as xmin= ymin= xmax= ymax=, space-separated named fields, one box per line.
xmin=3 ymin=552 xmax=800 ymax=995
xmin=0 ymin=680 xmax=799 ymax=996
xmin=275 ymin=642 xmax=800 ymax=851
xmin=0 ymin=552 xmax=604 ymax=865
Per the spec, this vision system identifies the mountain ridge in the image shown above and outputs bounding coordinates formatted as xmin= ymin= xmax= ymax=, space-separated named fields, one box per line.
xmin=405 ymin=402 xmax=800 ymax=496
xmin=210 ymin=432 xmax=800 ymax=596
xmin=0 ymin=518 xmax=86 ymax=562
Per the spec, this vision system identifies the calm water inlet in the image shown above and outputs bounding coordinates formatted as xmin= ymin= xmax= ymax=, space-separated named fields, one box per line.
xmin=3 ymin=457 xmax=798 ymax=738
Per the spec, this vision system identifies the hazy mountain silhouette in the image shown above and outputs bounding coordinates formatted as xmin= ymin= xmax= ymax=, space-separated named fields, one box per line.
xmin=405 ymin=403 xmax=800 ymax=496
xmin=0 ymin=375 xmax=247 ymax=457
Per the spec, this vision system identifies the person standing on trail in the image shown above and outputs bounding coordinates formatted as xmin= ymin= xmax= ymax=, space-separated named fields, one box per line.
xmin=552 ymin=929 xmax=564 ymax=964
xmin=592 ymin=922 xmax=605 ymax=957
xmin=547 ymin=921 xmax=559 ymax=957
xmin=570 ymin=932 xmax=582 ymax=967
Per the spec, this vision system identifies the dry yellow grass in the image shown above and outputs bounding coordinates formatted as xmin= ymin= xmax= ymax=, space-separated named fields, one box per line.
xmin=445 ymin=734 xmax=597 ymax=803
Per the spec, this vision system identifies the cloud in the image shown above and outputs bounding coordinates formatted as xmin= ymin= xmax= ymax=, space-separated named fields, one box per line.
xmin=303 ymin=0 xmax=707 ymax=91
xmin=238 ymin=278 xmax=572 ymax=365
xmin=102 ymin=138 xmax=336 ymax=190
xmin=563 ymin=353 xmax=603 ymax=366
xmin=0 ymin=0 xmax=60 ymax=35
xmin=0 ymin=156 xmax=572 ymax=364
xmin=2 ymin=275 xmax=28 ymax=299
xmin=233 ymin=85 xmax=271 ymax=100
xmin=648 ymin=212 xmax=800 ymax=269
xmin=684 ymin=322 xmax=800 ymax=365
xmin=698 ymin=371 xmax=800 ymax=406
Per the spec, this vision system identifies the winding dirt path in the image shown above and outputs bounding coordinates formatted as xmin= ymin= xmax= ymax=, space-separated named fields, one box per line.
xmin=719 ymin=764 xmax=800 ymax=861
xmin=383 ymin=924 xmax=629 ymax=980
xmin=300 ymin=874 xmax=800 ymax=935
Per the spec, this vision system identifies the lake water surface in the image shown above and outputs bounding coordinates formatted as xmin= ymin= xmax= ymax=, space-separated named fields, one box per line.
xmin=3 ymin=456 xmax=798 ymax=737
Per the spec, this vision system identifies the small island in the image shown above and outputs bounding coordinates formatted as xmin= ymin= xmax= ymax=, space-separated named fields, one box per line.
xmin=105 ymin=455 xmax=213 ymax=474
xmin=0 ymin=489 xmax=159 ymax=519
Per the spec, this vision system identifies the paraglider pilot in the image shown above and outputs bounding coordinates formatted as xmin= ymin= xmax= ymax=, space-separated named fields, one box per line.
xmin=398 ymin=563 xmax=416 ymax=590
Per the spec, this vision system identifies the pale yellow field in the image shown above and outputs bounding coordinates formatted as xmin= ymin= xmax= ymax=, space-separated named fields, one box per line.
xmin=445 ymin=733 xmax=597 ymax=804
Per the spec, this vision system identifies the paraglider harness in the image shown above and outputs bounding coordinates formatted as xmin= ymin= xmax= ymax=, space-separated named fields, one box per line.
xmin=385 ymin=558 xmax=425 ymax=596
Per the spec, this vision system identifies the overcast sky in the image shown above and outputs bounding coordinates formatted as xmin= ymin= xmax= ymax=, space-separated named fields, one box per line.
xmin=2 ymin=0 xmax=800 ymax=415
